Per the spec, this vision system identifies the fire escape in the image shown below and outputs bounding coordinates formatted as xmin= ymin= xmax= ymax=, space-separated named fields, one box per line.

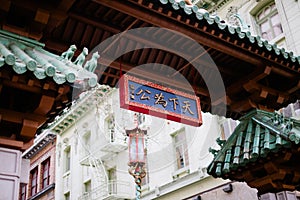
xmin=78 ymin=102 xmax=131 ymax=200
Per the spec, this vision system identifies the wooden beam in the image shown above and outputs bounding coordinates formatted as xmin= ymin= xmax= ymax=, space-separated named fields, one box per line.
xmin=170 ymin=48 xmax=212 ymax=77
xmin=44 ymin=18 xmax=240 ymax=78
xmin=20 ymin=119 xmax=39 ymax=138
xmin=102 ymin=18 xmax=139 ymax=54
xmin=288 ymin=80 xmax=300 ymax=94
xmin=264 ymin=162 xmax=278 ymax=174
xmin=0 ymin=137 xmax=24 ymax=150
xmin=69 ymin=12 xmax=120 ymax=34
xmin=100 ymin=58 xmax=209 ymax=97
xmin=0 ymin=108 xmax=46 ymax=126
xmin=34 ymin=95 xmax=55 ymax=115
xmin=243 ymin=82 xmax=289 ymax=101
xmin=226 ymin=66 xmax=271 ymax=96
xmin=58 ymin=0 xmax=76 ymax=12
xmin=3 ymin=79 xmax=42 ymax=94
xmin=248 ymin=169 xmax=287 ymax=188
xmin=230 ymin=99 xmax=255 ymax=112
xmin=94 ymin=0 xmax=264 ymax=67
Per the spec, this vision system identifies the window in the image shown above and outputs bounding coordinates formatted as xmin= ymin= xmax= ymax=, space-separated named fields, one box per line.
xmin=106 ymin=116 xmax=115 ymax=142
xmin=19 ymin=183 xmax=27 ymax=200
xmin=84 ymin=180 xmax=91 ymax=193
xmin=30 ymin=167 xmax=38 ymax=196
xmin=220 ymin=119 xmax=239 ymax=140
xmin=65 ymin=147 xmax=71 ymax=172
xmin=64 ymin=192 xmax=70 ymax=200
xmin=83 ymin=180 xmax=91 ymax=198
xmin=173 ymin=130 xmax=189 ymax=170
xmin=108 ymin=167 xmax=117 ymax=194
xmin=137 ymin=113 xmax=145 ymax=125
xmin=42 ymin=158 xmax=50 ymax=189
xmin=83 ymin=132 xmax=91 ymax=151
xmin=255 ymin=2 xmax=283 ymax=41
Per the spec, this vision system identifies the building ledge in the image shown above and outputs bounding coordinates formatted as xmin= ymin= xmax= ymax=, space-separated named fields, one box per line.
xmin=28 ymin=183 xmax=55 ymax=200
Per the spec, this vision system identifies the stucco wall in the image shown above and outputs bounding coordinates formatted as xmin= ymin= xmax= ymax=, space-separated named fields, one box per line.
xmin=0 ymin=147 xmax=22 ymax=200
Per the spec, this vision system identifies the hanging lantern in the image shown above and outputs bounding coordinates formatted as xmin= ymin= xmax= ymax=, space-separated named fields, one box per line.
xmin=126 ymin=128 xmax=147 ymax=166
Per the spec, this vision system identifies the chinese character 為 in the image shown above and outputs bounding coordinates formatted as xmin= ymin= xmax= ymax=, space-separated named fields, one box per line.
xmin=154 ymin=93 xmax=167 ymax=108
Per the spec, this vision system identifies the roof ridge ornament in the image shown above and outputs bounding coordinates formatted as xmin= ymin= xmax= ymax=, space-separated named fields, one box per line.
xmin=225 ymin=6 xmax=249 ymax=32
xmin=61 ymin=44 xmax=77 ymax=61
xmin=83 ymin=51 xmax=100 ymax=73
xmin=74 ymin=47 xmax=88 ymax=67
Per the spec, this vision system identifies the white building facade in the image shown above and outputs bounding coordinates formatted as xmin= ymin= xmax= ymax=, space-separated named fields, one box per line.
xmin=49 ymin=83 xmax=259 ymax=200
xmin=212 ymin=0 xmax=300 ymax=55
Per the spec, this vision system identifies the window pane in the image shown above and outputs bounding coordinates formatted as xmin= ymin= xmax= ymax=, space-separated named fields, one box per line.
xmin=264 ymin=6 xmax=271 ymax=15
xmin=20 ymin=184 xmax=27 ymax=200
xmin=271 ymin=14 xmax=283 ymax=36
xmin=257 ymin=11 xmax=264 ymax=20
xmin=84 ymin=181 xmax=91 ymax=192
xmin=255 ymin=2 xmax=282 ymax=41
xmin=174 ymin=130 xmax=188 ymax=170
xmin=65 ymin=192 xmax=70 ymax=200
xmin=65 ymin=148 xmax=71 ymax=172
xmin=31 ymin=168 xmax=38 ymax=196
xmin=260 ymin=21 xmax=271 ymax=40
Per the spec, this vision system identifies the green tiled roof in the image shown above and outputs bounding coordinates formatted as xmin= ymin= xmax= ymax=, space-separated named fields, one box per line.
xmin=158 ymin=0 xmax=300 ymax=65
xmin=0 ymin=30 xmax=98 ymax=88
xmin=207 ymin=109 xmax=300 ymax=179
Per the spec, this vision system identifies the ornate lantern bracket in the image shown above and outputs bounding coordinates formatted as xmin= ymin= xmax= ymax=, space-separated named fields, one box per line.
xmin=126 ymin=127 xmax=147 ymax=200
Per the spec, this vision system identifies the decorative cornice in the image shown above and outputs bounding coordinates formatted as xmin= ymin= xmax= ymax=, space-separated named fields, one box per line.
xmin=22 ymin=131 xmax=56 ymax=159
xmin=49 ymin=84 xmax=113 ymax=135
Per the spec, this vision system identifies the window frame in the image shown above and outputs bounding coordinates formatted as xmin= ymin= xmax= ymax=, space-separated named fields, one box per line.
xmin=220 ymin=118 xmax=239 ymax=140
xmin=19 ymin=183 xmax=27 ymax=200
xmin=41 ymin=158 xmax=51 ymax=189
xmin=106 ymin=115 xmax=115 ymax=143
xmin=30 ymin=167 xmax=38 ymax=196
xmin=64 ymin=192 xmax=70 ymax=200
xmin=172 ymin=128 xmax=189 ymax=170
xmin=253 ymin=1 xmax=283 ymax=41
xmin=64 ymin=146 xmax=71 ymax=173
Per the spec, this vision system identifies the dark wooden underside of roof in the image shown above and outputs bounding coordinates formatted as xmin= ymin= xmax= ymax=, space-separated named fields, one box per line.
xmin=0 ymin=64 xmax=74 ymax=150
xmin=1 ymin=0 xmax=299 ymax=119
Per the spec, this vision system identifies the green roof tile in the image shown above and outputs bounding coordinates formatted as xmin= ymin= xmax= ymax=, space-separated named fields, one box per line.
xmin=158 ymin=0 xmax=300 ymax=66
xmin=207 ymin=109 xmax=300 ymax=179
xmin=0 ymin=29 xmax=98 ymax=88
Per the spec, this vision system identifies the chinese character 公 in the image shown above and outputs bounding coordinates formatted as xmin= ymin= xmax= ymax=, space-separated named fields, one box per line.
xmin=136 ymin=89 xmax=151 ymax=100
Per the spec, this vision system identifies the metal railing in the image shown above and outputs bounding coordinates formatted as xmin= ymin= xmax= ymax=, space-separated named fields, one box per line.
xmin=78 ymin=180 xmax=132 ymax=200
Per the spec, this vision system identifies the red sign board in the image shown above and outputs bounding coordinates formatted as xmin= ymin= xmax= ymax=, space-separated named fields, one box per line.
xmin=119 ymin=74 xmax=202 ymax=127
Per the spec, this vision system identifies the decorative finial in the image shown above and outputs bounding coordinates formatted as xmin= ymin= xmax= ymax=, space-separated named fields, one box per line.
xmin=209 ymin=147 xmax=219 ymax=157
xmin=216 ymin=137 xmax=226 ymax=147
xmin=61 ymin=44 xmax=77 ymax=60
xmin=74 ymin=47 xmax=88 ymax=66
xmin=84 ymin=51 xmax=100 ymax=73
